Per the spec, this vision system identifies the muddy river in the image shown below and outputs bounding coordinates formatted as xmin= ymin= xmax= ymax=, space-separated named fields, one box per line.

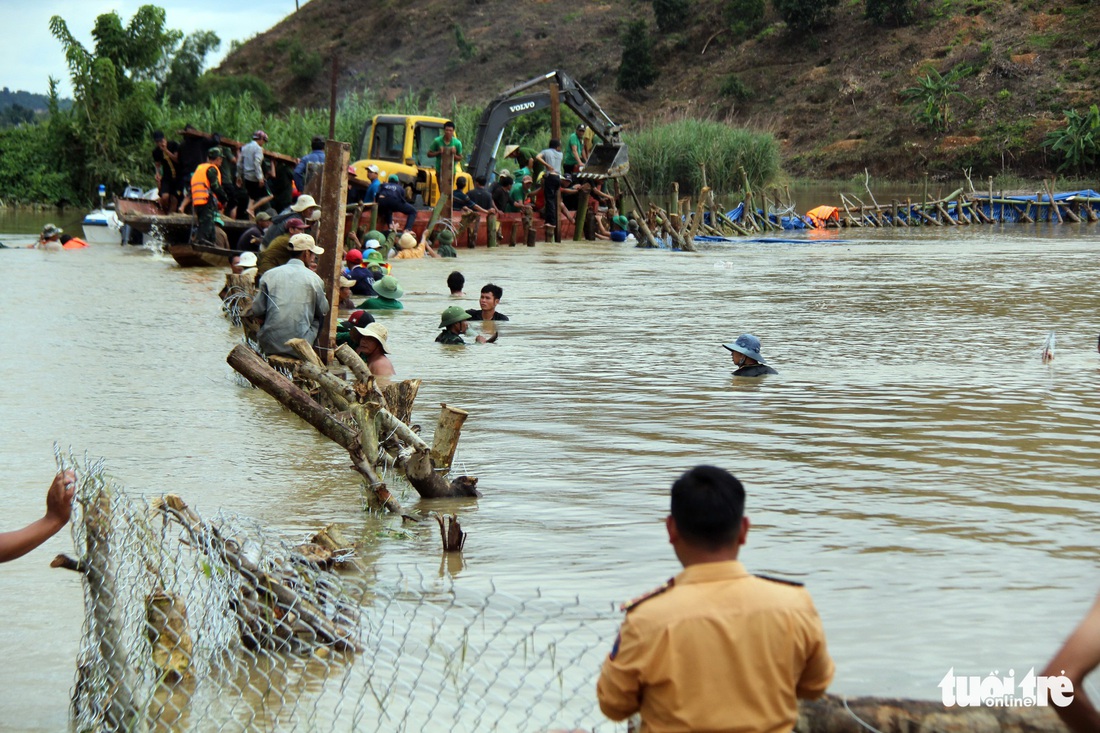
xmin=1 ymin=210 xmax=1098 ymax=729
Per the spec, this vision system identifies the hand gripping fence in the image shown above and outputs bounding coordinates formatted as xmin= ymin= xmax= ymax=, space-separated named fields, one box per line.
xmin=60 ymin=453 xmax=628 ymax=732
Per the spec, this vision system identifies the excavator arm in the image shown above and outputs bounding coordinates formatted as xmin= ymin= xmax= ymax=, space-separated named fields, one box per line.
xmin=466 ymin=70 xmax=628 ymax=181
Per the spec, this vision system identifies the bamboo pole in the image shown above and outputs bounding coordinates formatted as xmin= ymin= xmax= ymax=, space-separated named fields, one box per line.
xmin=431 ymin=404 xmax=469 ymax=471
xmin=988 ymin=176 xmax=997 ymax=222
xmin=935 ymin=202 xmax=958 ymax=226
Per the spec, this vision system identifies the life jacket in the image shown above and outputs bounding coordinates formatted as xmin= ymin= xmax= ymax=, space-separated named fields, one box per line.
xmin=191 ymin=163 xmax=222 ymax=207
xmin=62 ymin=237 xmax=89 ymax=249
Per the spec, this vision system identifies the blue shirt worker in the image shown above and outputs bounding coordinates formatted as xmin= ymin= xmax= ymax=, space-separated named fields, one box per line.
xmin=597 ymin=465 xmax=834 ymax=733
xmin=250 ymin=233 xmax=329 ymax=358
xmin=724 ymin=333 xmax=779 ymax=377
xmin=293 ymin=136 xmax=326 ymax=191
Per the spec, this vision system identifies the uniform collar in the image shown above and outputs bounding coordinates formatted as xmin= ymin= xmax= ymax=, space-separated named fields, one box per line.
xmin=675 ymin=560 xmax=749 ymax=585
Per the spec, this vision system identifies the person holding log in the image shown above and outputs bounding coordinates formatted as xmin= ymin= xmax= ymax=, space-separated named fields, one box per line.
xmin=249 ymin=233 xmax=329 ymax=358
xmin=1044 ymin=591 xmax=1100 ymax=732
xmin=724 ymin=333 xmax=778 ymax=377
xmin=1 ymin=471 xmax=75 ymax=563
xmin=597 ymin=465 xmax=833 ymax=732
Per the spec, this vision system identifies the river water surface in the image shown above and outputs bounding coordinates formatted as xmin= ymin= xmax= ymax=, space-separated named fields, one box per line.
xmin=1 ymin=211 xmax=1098 ymax=729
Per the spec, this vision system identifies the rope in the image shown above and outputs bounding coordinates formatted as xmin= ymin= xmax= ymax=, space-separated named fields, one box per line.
xmin=843 ymin=695 xmax=886 ymax=733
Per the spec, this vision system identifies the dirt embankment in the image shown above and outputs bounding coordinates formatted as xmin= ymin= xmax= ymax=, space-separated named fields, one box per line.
xmin=219 ymin=0 xmax=1100 ymax=182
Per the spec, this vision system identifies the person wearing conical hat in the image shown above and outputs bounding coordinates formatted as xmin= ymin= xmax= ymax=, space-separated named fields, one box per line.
xmin=723 ymin=334 xmax=778 ymax=377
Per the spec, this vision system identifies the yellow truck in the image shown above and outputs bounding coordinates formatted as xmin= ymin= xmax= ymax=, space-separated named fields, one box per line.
xmin=349 ymin=115 xmax=472 ymax=208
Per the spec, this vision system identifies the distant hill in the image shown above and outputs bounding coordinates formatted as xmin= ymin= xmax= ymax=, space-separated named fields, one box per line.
xmin=217 ymin=0 xmax=1100 ymax=181
xmin=0 ymin=87 xmax=71 ymax=112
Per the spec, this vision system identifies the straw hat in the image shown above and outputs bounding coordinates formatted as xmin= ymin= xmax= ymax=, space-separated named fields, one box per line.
xmin=290 ymin=194 xmax=318 ymax=212
xmin=354 ymin=322 xmax=390 ymax=354
xmin=339 ymin=276 xmax=355 ymax=288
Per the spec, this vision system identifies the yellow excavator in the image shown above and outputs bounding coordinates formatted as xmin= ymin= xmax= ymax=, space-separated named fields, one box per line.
xmin=349 ymin=70 xmax=629 ymax=208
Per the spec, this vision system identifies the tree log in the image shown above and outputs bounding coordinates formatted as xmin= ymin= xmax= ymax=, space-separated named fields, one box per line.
xmin=227 ymin=345 xmax=357 ymax=449
xmin=487 ymin=212 xmax=498 ymax=247
xmin=296 ymin=361 xmax=356 ymax=412
xmin=286 ymin=337 xmax=324 ymax=368
xmin=334 ymin=344 xmax=374 ymax=385
xmin=381 ymin=378 xmax=421 ymax=425
xmin=431 ymin=404 xmax=469 ymax=472
xmin=435 ymin=514 xmax=467 ymax=552
xmin=798 ymin=693 xmax=1066 ymax=733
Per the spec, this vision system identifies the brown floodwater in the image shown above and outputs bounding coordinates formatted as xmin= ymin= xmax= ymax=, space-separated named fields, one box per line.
xmin=1 ymin=210 xmax=1098 ymax=730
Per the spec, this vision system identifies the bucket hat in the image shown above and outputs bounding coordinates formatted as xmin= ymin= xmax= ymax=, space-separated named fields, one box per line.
xmin=354 ymin=322 xmax=390 ymax=354
xmin=723 ymin=333 xmax=766 ymax=364
xmin=290 ymin=194 xmax=318 ymax=212
xmin=365 ymin=250 xmax=386 ymax=265
xmin=372 ymin=275 xmax=403 ymax=300
xmin=439 ymin=305 xmax=472 ymax=329
xmin=397 ymin=232 xmax=417 ymax=250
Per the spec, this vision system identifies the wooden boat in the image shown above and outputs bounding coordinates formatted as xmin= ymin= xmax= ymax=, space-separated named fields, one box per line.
xmin=117 ymin=197 xmax=253 ymax=267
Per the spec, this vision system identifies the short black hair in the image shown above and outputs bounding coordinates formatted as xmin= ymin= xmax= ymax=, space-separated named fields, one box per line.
xmin=443 ymin=120 xmax=455 ymax=130
xmin=670 ymin=466 xmax=745 ymax=550
xmin=311 ymin=135 xmax=325 ymax=151
xmin=447 ymin=271 xmax=465 ymax=292
xmin=152 ymin=130 xmax=165 ymax=141
xmin=455 ymin=178 xmax=467 ymax=190
xmin=549 ymin=138 xmax=560 ymax=149
xmin=474 ymin=175 xmax=487 ymax=186
xmin=481 ymin=283 xmax=502 ymax=299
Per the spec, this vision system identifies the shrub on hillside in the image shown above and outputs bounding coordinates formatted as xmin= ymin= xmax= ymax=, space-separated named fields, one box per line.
xmin=624 ymin=119 xmax=780 ymax=194
xmin=773 ymin=0 xmax=839 ymax=33
xmin=617 ymin=20 xmax=659 ymax=92
xmin=720 ymin=74 xmax=754 ymax=101
xmin=865 ymin=0 xmax=915 ymax=27
xmin=653 ymin=0 xmax=691 ymax=33
xmin=725 ymin=0 xmax=766 ymax=39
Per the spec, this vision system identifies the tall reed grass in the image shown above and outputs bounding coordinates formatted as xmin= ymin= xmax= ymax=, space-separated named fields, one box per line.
xmin=623 ymin=119 xmax=780 ymax=195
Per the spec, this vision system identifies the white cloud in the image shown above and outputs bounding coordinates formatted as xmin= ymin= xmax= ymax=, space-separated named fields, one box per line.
xmin=3 ymin=0 xmax=291 ymax=97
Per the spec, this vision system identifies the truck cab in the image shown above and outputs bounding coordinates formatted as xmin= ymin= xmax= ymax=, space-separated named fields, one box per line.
xmin=351 ymin=115 xmax=472 ymax=208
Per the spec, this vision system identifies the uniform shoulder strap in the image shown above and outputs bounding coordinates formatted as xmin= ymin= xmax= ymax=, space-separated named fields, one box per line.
xmin=754 ymin=573 xmax=804 ymax=587
xmin=622 ymin=578 xmax=674 ymax=612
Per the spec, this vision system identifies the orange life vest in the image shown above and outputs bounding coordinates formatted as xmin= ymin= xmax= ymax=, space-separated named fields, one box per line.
xmin=191 ymin=163 xmax=222 ymax=207
xmin=62 ymin=237 xmax=89 ymax=249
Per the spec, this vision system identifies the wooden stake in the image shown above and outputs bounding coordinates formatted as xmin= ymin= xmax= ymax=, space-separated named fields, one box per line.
xmin=431 ymin=404 xmax=469 ymax=472
xmin=574 ymin=189 xmax=590 ymax=241
xmin=314 ymin=140 xmax=350 ymax=365
xmin=487 ymin=212 xmax=498 ymax=247
xmin=440 ymin=147 xmax=454 ymax=219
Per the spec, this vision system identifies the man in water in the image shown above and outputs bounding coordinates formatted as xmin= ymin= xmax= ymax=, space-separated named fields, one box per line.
xmin=352 ymin=322 xmax=396 ymax=377
xmin=597 ymin=465 xmax=833 ymax=731
xmin=436 ymin=306 xmax=494 ymax=345
xmin=466 ymin=284 xmax=509 ymax=321
xmin=724 ymin=333 xmax=778 ymax=377
xmin=249 ymin=233 xmax=329 ymax=358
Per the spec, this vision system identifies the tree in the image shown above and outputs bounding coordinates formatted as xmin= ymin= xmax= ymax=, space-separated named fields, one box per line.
xmin=725 ymin=0 xmax=766 ymax=39
xmin=773 ymin=0 xmax=840 ymax=33
xmin=865 ymin=0 xmax=916 ymax=27
xmin=617 ymin=20 xmax=659 ymax=92
xmin=653 ymin=0 xmax=691 ymax=33
xmin=1044 ymin=105 xmax=1100 ymax=174
xmin=161 ymin=31 xmax=221 ymax=105
xmin=901 ymin=65 xmax=972 ymax=133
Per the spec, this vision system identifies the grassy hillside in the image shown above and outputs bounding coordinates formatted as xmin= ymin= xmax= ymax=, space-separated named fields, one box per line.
xmin=218 ymin=0 xmax=1100 ymax=182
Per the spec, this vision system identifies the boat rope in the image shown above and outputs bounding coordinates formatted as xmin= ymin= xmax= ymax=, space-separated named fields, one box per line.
xmin=842 ymin=695 xmax=886 ymax=733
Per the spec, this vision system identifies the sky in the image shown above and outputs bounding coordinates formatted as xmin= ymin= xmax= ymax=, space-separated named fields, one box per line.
xmin=3 ymin=0 xmax=295 ymax=98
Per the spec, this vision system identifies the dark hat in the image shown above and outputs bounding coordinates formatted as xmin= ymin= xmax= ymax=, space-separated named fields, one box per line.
xmin=724 ymin=334 xmax=766 ymax=363
xmin=207 ymin=147 xmax=224 ymax=159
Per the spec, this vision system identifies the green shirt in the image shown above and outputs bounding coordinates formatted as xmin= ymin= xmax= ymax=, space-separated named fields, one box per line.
xmin=564 ymin=132 xmax=583 ymax=166
xmin=511 ymin=182 xmax=531 ymax=206
xmin=435 ymin=330 xmax=465 ymax=345
xmin=358 ymin=296 xmax=403 ymax=310
xmin=256 ymin=234 xmax=293 ymax=279
xmin=429 ymin=135 xmax=463 ymax=175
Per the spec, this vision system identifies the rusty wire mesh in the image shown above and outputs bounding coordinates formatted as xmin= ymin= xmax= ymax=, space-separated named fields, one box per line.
xmin=60 ymin=452 xmax=626 ymax=732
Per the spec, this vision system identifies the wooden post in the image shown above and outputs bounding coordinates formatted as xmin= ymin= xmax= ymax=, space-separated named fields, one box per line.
xmin=1046 ymin=180 xmax=1064 ymax=224
xmin=314 ymin=140 xmax=350 ymax=365
xmin=440 ymin=147 xmax=454 ymax=220
xmin=549 ymin=82 xmax=562 ymax=142
xmin=487 ymin=212 xmax=498 ymax=247
xmin=988 ymin=176 xmax=997 ymax=222
xmin=431 ymin=404 xmax=469 ymax=472
xmin=574 ymin=189 xmax=590 ymax=241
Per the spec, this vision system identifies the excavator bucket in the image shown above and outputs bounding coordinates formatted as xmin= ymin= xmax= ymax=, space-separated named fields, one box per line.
xmin=576 ymin=143 xmax=629 ymax=180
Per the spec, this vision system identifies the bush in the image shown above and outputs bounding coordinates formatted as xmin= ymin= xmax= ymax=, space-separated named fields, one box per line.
xmin=653 ymin=0 xmax=691 ymax=33
xmin=725 ymin=0 xmax=766 ymax=39
xmin=617 ymin=20 xmax=659 ymax=92
xmin=719 ymin=74 xmax=754 ymax=100
xmin=773 ymin=0 xmax=839 ymax=33
xmin=1044 ymin=105 xmax=1100 ymax=174
xmin=865 ymin=0 xmax=915 ymax=27
xmin=624 ymin=118 xmax=781 ymax=194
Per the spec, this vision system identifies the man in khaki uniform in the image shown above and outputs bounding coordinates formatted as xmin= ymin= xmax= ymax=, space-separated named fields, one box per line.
xmin=597 ymin=465 xmax=834 ymax=733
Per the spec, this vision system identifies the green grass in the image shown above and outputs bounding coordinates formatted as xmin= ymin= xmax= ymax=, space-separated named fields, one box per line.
xmin=623 ymin=118 xmax=781 ymax=195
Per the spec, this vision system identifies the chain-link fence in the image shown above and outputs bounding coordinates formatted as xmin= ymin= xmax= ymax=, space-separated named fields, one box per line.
xmin=60 ymin=452 xmax=626 ymax=732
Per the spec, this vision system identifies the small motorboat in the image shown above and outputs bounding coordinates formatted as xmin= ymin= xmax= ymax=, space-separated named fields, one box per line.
xmin=82 ymin=185 xmax=124 ymax=245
